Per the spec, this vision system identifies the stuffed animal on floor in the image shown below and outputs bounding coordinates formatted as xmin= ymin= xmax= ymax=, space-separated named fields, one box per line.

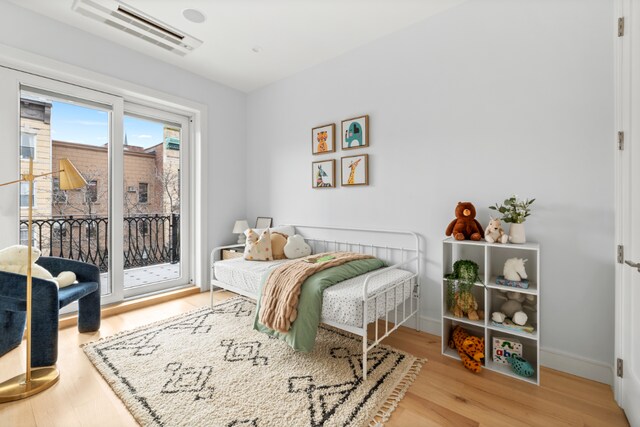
xmin=449 ymin=325 xmax=485 ymax=373
xmin=484 ymin=217 xmax=508 ymax=244
xmin=445 ymin=202 xmax=484 ymax=241
xmin=0 ymin=245 xmax=76 ymax=288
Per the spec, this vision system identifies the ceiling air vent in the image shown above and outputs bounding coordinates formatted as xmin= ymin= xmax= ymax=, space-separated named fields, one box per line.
xmin=71 ymin=0 xmax=203 ymax=56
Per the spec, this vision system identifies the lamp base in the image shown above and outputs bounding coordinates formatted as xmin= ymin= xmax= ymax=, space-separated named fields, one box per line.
xmin=237 ymin=234 xmax=245 ymax=244
xmin=0 ymin=367 xmax=59 ymax=403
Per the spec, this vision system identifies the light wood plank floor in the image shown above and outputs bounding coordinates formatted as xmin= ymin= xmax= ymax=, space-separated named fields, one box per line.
xmin=0 ymin=291 xmax=629 ymax=427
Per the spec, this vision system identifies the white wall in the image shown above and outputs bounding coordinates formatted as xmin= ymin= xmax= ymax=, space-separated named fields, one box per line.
xmin=247 ymin=0 xmax=615 ymax=376
xmin=0 ymin=1 xmax=247 ymax=272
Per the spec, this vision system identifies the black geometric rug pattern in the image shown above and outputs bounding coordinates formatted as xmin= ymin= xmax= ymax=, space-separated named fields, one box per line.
xmin=83 ymin=296 xmax=425 ymax=427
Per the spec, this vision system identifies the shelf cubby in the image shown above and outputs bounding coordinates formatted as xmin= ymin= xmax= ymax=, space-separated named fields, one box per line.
xmin=442 ymin=237 xmax=540 ymax=385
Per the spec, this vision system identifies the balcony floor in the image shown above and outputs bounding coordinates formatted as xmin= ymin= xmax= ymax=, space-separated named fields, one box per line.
xmin=100 ymin=262 xmax=181 ymax=293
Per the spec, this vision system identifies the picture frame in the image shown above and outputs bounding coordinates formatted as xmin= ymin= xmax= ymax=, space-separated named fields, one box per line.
xmin=341 ymin=115 xmax=369 ymax=150
xmin=312 ymin=159 xmax=336 ymax=189
xmin=312 ymin=123 xmax=336 ymax=155
xmin=255 ymin=217 xmax=273 ymax=229
xmin=341 ymin=154 xmax=369 ymax=186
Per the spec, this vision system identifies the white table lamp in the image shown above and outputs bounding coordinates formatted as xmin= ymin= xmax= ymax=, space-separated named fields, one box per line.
xmin=232 ymin=220 xmax=249 ymax=244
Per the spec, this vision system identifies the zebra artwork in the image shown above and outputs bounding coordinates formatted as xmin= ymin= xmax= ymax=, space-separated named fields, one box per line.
xmin=315 ymin=165 xmax=332 ymax=187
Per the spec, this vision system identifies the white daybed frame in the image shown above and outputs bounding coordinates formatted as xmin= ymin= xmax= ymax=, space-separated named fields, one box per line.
xmin=210 ymin=225 xmax=421 ymax=380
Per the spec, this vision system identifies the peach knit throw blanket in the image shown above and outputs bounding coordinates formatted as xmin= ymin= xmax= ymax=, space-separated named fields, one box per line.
xmin=259 ymin=252 xmax=373 ymax=333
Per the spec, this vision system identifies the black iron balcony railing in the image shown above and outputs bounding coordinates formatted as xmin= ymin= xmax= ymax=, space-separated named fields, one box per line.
xmin=21 ymin=214 xmax=180 ymax=273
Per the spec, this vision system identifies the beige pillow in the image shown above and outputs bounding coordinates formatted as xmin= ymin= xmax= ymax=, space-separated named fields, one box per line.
xmin=244 ymin=228 xmax=273 ymax=261
xmin=271 ymin=232 xmax=288 ymax=260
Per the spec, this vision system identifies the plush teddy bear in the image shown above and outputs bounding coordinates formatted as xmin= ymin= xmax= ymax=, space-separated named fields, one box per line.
xmin=283 ymin=235 xmax=311 ymax=259
xmin=445 ymin=202 xmax=484 ymax=241
xmin=0 ymin=245 xmax=76 ymax=288
xmin=449 ymin=325 xmax=485 ymax=373
xmin=484 ymin=217 xmax=508 ymax=244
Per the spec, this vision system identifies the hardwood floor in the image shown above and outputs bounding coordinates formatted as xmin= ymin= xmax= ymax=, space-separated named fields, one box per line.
xmin=0 ymin=291 xmax=629 ymax=427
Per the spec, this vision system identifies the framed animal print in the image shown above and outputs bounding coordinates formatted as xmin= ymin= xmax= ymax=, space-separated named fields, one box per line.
xmin=312 ymin=123 xmax=336 ymax=155
xmin=312 ymin=159 xmax=336 ymax=189
xmin=341 ymin=154 xmax=368 ymax=186
xmin=341 ymin=115 xmax=369 ymax=150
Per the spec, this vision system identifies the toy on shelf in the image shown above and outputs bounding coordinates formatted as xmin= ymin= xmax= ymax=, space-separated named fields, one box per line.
xmin=449 ymin=325 xmax=485 ymax=373
xmin=484 ymin=217 xmax=509 ymax=244
xmin=503 ymin=258 xmax=528 ymax=281
xmin=492 ymin=337 xmax=523 ymax=365
xmin=445 ymin=202 xmax=485 ymax=241
xmin=445 ymin=260 xmax=484 ymax=321
xmin=508 ymin=354 xmax=535 ymax=377
xmin=491 ymin=291 xmax=536 ymax=333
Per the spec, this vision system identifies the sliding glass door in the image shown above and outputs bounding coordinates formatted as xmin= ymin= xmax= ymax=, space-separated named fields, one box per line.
xmin=122 ymin=103 xmax=189 ymax=297
xmin=1 ymin=68 xmax=191 ymax=307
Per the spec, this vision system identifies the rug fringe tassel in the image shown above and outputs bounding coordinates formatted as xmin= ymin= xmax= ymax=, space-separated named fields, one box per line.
xmin=368 ymin=357 xmax=426 ymax=427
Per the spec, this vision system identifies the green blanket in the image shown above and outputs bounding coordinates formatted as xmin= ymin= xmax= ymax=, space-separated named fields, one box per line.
xmin=253 ymin=258 xmax=385 ymax=352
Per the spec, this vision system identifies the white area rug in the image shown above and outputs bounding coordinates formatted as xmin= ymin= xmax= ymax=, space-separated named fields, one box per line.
xmin=83 ymin=296 xmax=425 ymax=427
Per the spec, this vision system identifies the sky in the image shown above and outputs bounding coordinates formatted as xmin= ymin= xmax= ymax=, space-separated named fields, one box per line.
xmin=49 ymin=101 xmax=164 ymax=149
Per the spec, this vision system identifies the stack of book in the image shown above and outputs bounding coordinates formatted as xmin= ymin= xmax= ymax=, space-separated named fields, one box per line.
xmin=495 ymin=275 xmax=529 ymax=289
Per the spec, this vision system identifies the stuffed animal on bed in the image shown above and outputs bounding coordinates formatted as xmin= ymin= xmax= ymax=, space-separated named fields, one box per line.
xmin=283 ymin=235 xmax=311 ymax=259
xmin=0 ymin=245 xmax=76 ymax=288
xmin=445 ymin=202 xmax=484 ymax=241
xmin=244 ymin=229 xmax=274 ymax=261
xmin=449 ymin=325 xmax=485 ymax=373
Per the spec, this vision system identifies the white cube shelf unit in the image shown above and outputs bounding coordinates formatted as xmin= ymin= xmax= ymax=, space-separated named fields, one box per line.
xmin=441 ymin=237 xmax=541 ymax=385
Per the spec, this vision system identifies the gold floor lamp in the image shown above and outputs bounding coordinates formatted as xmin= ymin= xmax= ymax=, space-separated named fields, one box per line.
xmin=0 ymin=157 xmax=86 ymax=402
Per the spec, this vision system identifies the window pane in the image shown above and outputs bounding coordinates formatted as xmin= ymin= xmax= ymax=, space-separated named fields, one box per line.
xmin=138 ymin=182 xmax=148 ymax=203
xmin=19 ymin=182 xmax=35 ymax=207
xmin=123 ymin=115 xmax=181 ymax=289
xmin=20 ymin=89 xmax=111 ymax=297
xmin=20 ymin=133 xmax=36 ymax=159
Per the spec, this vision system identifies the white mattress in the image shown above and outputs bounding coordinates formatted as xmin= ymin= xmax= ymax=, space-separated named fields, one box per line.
xmin=214 ymin=258 xmax=288 ymax=296
xmin=213 ymin=258 xmax=415 ymax=328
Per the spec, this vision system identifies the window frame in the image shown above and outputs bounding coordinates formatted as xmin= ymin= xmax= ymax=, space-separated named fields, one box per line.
xmin=19 ymin=181 xmax=36 ymax=209
xmin=20 ymin=129 xmax=37 ymax=161
xmin=138 ymin=182 xmax=148 ymax=204
xmin=85 ymin=179 xmax=98 ymax=204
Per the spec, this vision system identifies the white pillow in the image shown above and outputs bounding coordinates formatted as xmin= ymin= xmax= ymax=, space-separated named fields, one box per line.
xmin=250 ymin=225 xmax=296 ymax=237
xmin=244 ymin=228 xmax=274 ymax=261
xmin=283 ymin=235 xmax=312 ymax=259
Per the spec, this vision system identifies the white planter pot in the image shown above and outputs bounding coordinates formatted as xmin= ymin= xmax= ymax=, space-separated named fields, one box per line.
xmin=509 ymin=223 xmax=526 ymax=244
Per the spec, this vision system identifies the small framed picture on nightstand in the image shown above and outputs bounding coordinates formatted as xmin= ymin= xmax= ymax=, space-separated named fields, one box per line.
xmin=255 ymin=217 xmax=272 ymax=228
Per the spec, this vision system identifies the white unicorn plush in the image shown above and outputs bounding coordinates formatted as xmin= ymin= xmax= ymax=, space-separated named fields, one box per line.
xmin=485 ymin=217 xmax=508 ymax=244
xmin=503 ymin=257 xmax=527 ymax=281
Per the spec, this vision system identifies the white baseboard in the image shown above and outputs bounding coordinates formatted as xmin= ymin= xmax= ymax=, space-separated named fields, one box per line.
xmin=419 ymin=315 xmax=442 ymax=336
xmin=418 ymin=316 xmax=614 ymax=386
xmin=539 ymin=347 xmax=614 ymax=386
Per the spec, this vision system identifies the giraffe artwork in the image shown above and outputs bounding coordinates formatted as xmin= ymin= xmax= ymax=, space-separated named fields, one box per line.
xmin=311 ymin=124 xmax=335 ymax=154
xmin=312 ymin=159 xmax=335 ymax=188
xmin=341 ymin=154 xmax=369 ymax=186
xmin=346 ymin=158 xmax=361 ymax=185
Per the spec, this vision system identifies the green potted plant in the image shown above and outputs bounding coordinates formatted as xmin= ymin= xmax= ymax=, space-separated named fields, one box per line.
xmin=445 ymin=260 xmax=482 ymax=319
xmin=489 ymin=195 xmax=535 ymax=243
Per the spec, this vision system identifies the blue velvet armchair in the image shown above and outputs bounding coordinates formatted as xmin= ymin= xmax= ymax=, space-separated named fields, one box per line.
xmin=0 ymin=257 xmax=101 ymax=367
